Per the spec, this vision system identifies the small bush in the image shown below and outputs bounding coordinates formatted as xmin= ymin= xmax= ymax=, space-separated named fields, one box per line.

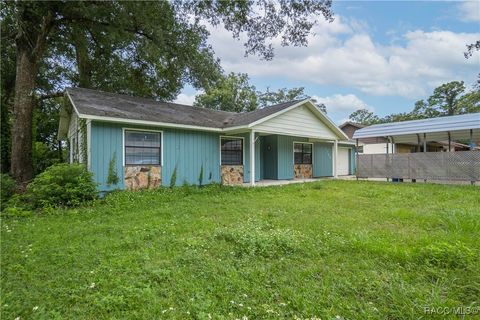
xmin=215 ymin=218 xmax=304 ymax=258
xmin=417 ymin=242 xmax=475 ymax=269
xmin=20 ymin=163 xmax=97 ymax=210
xmin=1 ymin=174 xmax=16 ymax=210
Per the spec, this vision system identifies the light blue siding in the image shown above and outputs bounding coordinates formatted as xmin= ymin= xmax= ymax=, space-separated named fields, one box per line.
xmin=262 ymin=135 xmax=278 ymax=179
xmin=277 ymin=135 xmax=308 ymax=180
xmin=230 ymin=132 xmax=260 ymax=183
xmin=313 ymin=142 xmax=333 ymax=177
xmin=163 ymin=129 xmax=221 ymax=186
xmin=91 ymin=122 xmax=125 ymax=191
xmin=90 ymin=121 xmax=221 ymax=191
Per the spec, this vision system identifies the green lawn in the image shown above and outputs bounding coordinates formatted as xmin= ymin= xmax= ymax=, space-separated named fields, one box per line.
xmin=1 ymin=180 xmax=479 ymax=319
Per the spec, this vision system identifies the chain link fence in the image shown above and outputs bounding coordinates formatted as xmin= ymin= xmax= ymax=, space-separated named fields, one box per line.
xmin=356 ymin=151 xmax=480 ymax=182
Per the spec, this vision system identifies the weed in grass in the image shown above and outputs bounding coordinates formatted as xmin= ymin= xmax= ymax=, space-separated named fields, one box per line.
xmin=215 ymin=218 xmax=304 ymax=258
xmin=416 ymin=241 xmax=476 ymax=269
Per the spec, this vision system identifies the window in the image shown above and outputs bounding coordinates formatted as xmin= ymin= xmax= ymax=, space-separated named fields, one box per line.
xmin=221 ymin=137 xmax=243 ymax=165
xmin=294 ymin=143 xmax=312 ymax=164
xmin=124 ymin=130 xmax=161 ymax=165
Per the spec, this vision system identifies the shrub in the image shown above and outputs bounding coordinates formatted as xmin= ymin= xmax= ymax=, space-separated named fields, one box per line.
xmin=1 ymin=174 xmax=16 ymax=210
xmin=21 ymin=163 xmax=97 ymax=210
xmin=417 ymin=242 xmax=475 ymax=269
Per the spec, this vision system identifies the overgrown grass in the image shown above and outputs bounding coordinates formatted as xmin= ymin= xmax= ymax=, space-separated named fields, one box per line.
xmin=1 ymin=180 xmax=479 ymax=319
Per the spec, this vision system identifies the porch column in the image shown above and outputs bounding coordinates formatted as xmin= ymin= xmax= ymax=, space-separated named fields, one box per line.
xmin=250 ymin=130 xmax=255 ymax=186
xmin=333 ymin=140 xmax=338 ymax=178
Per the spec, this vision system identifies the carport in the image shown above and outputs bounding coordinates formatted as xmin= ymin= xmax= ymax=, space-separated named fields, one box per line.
xmin=352 ymin=113 xmax=480 ymax=184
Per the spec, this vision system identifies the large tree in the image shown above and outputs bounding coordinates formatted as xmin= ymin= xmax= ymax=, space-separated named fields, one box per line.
xmin=2 ymin=0 xmax=334 ymax=185
xmin=348 ymin=108 xmax=381 ymax=125
xmin=413 ymin=81 xmax=480 ymax=117
xmin=194 ymin=73 xmax=258 ymax=112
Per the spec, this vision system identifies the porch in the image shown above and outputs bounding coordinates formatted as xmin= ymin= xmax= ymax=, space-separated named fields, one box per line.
xmin=220 ymin=131 xmax=356 ymax=186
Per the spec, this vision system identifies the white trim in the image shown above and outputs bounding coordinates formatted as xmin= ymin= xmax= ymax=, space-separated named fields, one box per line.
xmin=333 ymin=140 xmax=338 ymax=178
xmin=253 ymin=129 xmax=337 ymax=141
xmin=122 ymin=127 xmax=163 ymax=167
xmin=86 ymin=120 xmax=92 ymax=170
xmin=249 ymin=99 xmax=349 ymax=140
xmin=80 ymin=114 xmax=223 ymax=132
xmin=247 ymin=99 xmax=310 ymax=127
xmin=219 ymin=135 xmax=245 ymax=168
xmin=292 ymin=141 xmax=314 ymax=176
xmin=250 ymin=130 xmax=255 ymax=186
xmin=65 ymin=90 xmax=82 ymax=117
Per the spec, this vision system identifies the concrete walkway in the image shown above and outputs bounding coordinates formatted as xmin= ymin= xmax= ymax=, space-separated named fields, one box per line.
xmin=242 ymin=176 xmax=355 ymax=187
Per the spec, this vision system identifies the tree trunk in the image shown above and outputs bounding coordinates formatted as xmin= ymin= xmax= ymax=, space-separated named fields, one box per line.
xmin=11 ymin=48 xmax=37 ymax=185
xmin=73 ymin=30 xmax=92 ymax=88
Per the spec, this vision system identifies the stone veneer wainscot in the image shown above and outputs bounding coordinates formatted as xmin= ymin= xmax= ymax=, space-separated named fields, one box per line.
xmin=124 ymin=166 xmax=161 ymax=190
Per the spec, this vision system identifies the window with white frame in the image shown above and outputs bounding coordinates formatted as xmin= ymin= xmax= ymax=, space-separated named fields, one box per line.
xmin=124 ymin=130 xmax=161 ymax=165
xmin=294 ymin=143 xmax=312 ymax=164
xmin=221 ymin=137 xmax=243 ymax=165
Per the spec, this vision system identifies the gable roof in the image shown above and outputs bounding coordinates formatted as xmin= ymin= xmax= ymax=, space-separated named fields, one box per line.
xmin=339 ymin=121 xmax=365 ymax=129
xmin=63 ymin=87 xmax=348 ymax=139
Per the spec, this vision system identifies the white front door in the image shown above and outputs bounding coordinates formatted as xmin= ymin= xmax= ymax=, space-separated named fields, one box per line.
xmin=337 ymin=148 xmax=350 ymax=175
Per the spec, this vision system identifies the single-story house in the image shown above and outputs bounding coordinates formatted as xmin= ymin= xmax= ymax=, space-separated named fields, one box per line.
xmin=58 ymin=88 xmax=354 ymax=191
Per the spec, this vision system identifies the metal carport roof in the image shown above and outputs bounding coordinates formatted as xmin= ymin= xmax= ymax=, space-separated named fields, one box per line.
xmin=352 ymin=113 xmax=480 ymax=144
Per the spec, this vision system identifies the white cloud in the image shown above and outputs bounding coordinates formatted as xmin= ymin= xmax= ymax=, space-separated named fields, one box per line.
xmin=458 ymin=1 xmax=480 ymax=22
xmin=312 ymin=94 xmax=372 ymax=113
xmin=206 ymin=16 xmax=479 ymax=99
xmin=174 ymin=93 xmax=197 ymax=106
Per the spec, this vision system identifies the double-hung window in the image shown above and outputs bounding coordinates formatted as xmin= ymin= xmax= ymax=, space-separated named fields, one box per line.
xmin=294 ymin=143 xmax=312 ymax=165
xmin=124 ymin=130 xmax=161 ymax=165
xmin=221 ymin=137 xmax=243 ymax=165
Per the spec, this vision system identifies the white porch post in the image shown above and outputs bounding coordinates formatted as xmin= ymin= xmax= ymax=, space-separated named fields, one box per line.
xmin=333 ymin=139 xmax=338 ymax=178
xmin=250 ymin=130 xmax=255 ymax=186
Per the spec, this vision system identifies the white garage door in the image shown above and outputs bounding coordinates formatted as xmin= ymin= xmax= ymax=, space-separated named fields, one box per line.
xmin=337 ymin=148 xmax=350 ymax=175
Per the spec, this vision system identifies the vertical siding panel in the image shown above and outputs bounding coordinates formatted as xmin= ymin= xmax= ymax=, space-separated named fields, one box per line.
xmin=313 ymin=142 xmax=333 ymax=177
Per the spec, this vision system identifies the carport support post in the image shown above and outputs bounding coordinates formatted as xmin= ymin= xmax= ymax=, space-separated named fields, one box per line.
xmin=250 ymin=130 xmax=255 ymax=186
xmin=448 ymin=131 xmax=451 ymax=152
xmin=356 ymin=139 xmax=359 ymax=180
xmin=333 ymin=140 xmax=338 ymax=178
xmin=423 ymin=133 xmax=427 ymax=183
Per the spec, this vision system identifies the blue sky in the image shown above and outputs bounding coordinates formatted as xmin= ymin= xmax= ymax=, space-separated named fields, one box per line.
xmin=175 ymin=1 xmax=479 ymax=124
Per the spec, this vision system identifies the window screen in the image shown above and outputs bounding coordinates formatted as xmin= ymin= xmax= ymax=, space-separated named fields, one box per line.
xmin=221 ymin=138 xmax=243 ymax=165
xmin=294 ymin=143 xmax=312 ymax=164
xmin=124 ymin=130 xmax=161 ymax=165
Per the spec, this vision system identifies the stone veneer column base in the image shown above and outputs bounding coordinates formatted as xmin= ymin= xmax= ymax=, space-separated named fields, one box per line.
xmin=124 ymin=166 xmax=161 ymax=190
xmin=294 ymin=164 xmax=313 ymax=179
xmin=221 ymin=165 xmax=244 ymax=185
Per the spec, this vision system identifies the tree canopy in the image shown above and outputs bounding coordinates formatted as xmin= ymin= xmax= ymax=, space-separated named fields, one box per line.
xmin=349 ymin=80 xmax=480 ymax=125
xmin=1 ymin=0 xmax=334 ymax=184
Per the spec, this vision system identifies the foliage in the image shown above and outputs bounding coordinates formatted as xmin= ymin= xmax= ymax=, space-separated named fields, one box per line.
xmin=413 ymin=81 xmax=479 ymax=117
xmin=1 ymin=181 xmax=479 ymax=318
xmin=169 ymin=166 xmax=178 ymax=188
xmin=258 ymin=87 xmax=309 ymax=108
xmin=18 ymin=164 xmax=97 ymax=211
xmin=417 ymin=242 xmax=476 ymax=269
xmin=32 ymin=142 xmax=64 ymax=176
xmin=348 ymin=108 xmax=381 ymax=125
xmin=349 ymin=80 xmax=480 ymax=125
xmin=0 ymin=174 xmax=16 ymax=210
xmin=464 ymin=40 xmax=480 ymax=58
xmin=182 ymin=0 xmax=334 ymax=60
xmin=215 ymin=218 xmax=304 ymax=258
xmin=3 ymin=0 xmax=333 ymax=183
xmin=198 ymin=165 xmax=204 ymax=186
xmin=106 ymin=153 xmax=119 ymax=186
xmin=194 ymin=73 xmax=258 ymax=112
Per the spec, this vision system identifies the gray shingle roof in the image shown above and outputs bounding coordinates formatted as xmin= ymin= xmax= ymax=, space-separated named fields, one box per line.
xmin=66 ymin=87 xmax=302 ymax=129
